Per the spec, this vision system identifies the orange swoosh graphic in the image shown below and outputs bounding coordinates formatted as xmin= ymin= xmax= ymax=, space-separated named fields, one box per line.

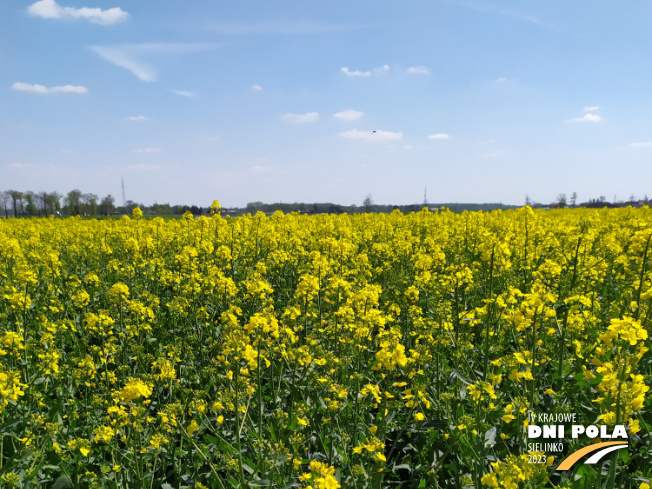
xmin=557 ymin=441 xmax=628 ymax=471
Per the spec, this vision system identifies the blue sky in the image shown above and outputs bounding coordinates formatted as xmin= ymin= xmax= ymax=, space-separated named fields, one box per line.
xmin=3 ymin=0 xmax=652 ymax=208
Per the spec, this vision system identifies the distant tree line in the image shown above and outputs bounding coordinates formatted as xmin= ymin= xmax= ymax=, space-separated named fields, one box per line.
xmin=243 ymin=201 xmax=519 ymax=215
xmin=14 ymin=187 xmax=617 ymax=219
xmin=525 ymin=192 xmax=650 ymax=209
xmin=0 ymin=189 xmax=211 ymax=218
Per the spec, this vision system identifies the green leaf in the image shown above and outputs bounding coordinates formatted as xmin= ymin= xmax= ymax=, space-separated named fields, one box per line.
xmin=484 ymin=426 xmax=497 ymax=448
xmin=51 ymin=475 xmax=73 ymax=489
xmin=450 ymin=368 xmax=471 ymax=385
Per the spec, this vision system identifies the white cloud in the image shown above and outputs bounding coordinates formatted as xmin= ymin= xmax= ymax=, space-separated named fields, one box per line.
xmin=51 ymin=85 xmax=87 ymax=93
xmin=90 ymin=43 xmax=216 ymax=82
xmin=338 ymin=129 xmax=402 ymax=142
xmin=12 ymin=82 xmax=49 ymax=94
xmin=496 ymin=77 xmax=508 ymax=82
xmin=28 ymin=0 xmax=128 ymax=25
xmin=373 ymin=64 xmax=390 ymax=75
xmin=126 ymin=115 xmax=147 ymax=121
xmin=333 ymin=109 xmax=364 ymax=121
xmin=341 ymin=65 xmax=390 ymax=77
xmin=12 ymin=81 xmax=87 ymax=94
xmin=407 ymin=66 xmax=429 ymax=75
xmin=281 ymin=112 xmax=319 ymax=123
xmin=565 ymin=113 xmax=602 ymax=123
xmin=134 ymin=148 xmax=162 ymax=153
xmin=630 ymin=142 xmax=652 ymax=148
xmin=197 ymin=135 xmax=220 ymax=141
xmin=428 ymin=133 xmax=451 ymax=140
xmin=170 ymin=90 xmax=196 ymax=98
xmin=583 ymin=106 xmax=600 ymax=112
xmin=341 ymin=67 xmax=371 ymax=77
xmin=251 ymin=84 xmax=263 ymax=91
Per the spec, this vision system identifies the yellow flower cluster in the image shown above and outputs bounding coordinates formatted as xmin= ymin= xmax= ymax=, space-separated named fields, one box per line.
xmin=116 ymin=378 xmax=153 ymax=401
xmin=0 ymin=206 xmax=650 ymax=487
xmin=301 ymin=461 xmax=341 ymax=489
xmin=481 ymin=454 xmax=548 ymax=488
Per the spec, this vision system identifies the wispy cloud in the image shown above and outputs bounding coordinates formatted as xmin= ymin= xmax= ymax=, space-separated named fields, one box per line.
xmin=583 ymin=106 xmax=600 ymax=112
xmin=407 ymin=66 xmax=429 ymax=75
xmin=126 ymin=164 xmax=163 ymax=171
xmin=248 ymin=165 xmax=274 ymax=174
xmin=125 ymin=115 xmax=147 ymax=121
xmin=9 ymin=162 xmax=57 ymax=170
xmin=333 ymin=109 xmax=364 ymax=121
xmin=134 ymin=148 xmax=162 ymax=153
xmin=27 ymin=0 xmax=128 ymax=25
xmin=428 ymin=133 xmax=451 ymax=140
xmin=90 ymin=46 xmax=155 ymax=81
xmin=482 ymin=149 xmax=508 ymax=158
xmin=630 ymin=142 xmax=652 ymax=148
xmin=90 ymin=43 xmax=217 ymax=82
xmin=565 ymin=113 xmax=602 ymax=123
xmin=281 ymin=112 xmax=319 ymax=123
xmin=170 ymin=90 xmax=196 ymax=98
xmin=12 ymin=82 xmax=87 ymax=94
xmin=197 ymin=135 xmax=220 ymax=141
xmin=251 ymin=84 xmax=263 ymax=91
xmin=452 ymin=1 xmax=562 ymax=33
xmin=338 ymin=129 xmax=402 ymax=142
xmin=341 ymin=67 xmax=371 ymax=77
xmin=205 ymin=21 xmax=367 ymax=36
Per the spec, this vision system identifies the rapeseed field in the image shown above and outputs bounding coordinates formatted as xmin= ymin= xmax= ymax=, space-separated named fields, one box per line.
xmin=0 ymin=205 xmax=650 ymax=488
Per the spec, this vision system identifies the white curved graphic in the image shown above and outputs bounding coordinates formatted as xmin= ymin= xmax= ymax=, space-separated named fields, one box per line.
xmin=584 ymin=444 xmax=628 ymax=464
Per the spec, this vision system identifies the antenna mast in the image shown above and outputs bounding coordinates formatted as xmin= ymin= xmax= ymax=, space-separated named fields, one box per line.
xmin=121 ymin=178 xmax=126 ymax=207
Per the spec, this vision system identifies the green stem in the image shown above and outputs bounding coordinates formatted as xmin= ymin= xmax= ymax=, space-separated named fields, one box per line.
xmin=483 ymin=248 xmax=495 ymax=378
xmin=234 ymin=368 xmax=246 ymax=486
xmin=558 ymin=237 xmax=581 ymax=390
xmin=634 ymin=234 xmax=651 ymax=320
xmin=530 ymin=311 xmax=539 ymax=409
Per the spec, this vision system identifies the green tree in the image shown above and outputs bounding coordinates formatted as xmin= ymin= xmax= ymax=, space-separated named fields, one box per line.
xmin=8 ymin=190 xmax=23 ymax=217
xmin=65 ymin=189 xmax=83 ymax=215
xmin=0 ymin=191 xmax=9 ymax=217
xmin=24 ymin=192 xmax=39 ymax=216
xmin=363 ymin=194 xmax=374 ymax=212
xmin=99 ymin=194 xmax=115 ymax=216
